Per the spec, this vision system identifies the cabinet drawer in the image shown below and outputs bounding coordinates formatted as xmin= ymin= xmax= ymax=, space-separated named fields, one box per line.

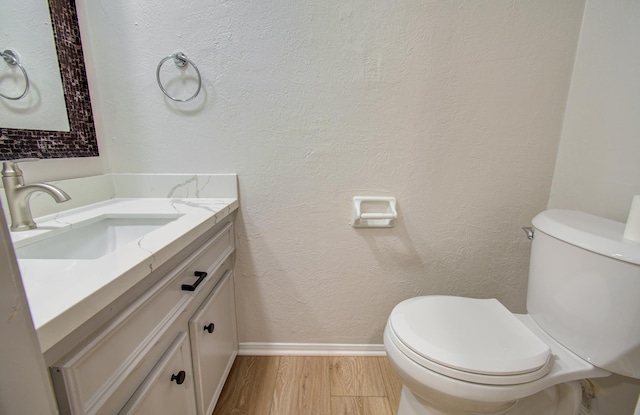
xmin=52 ymin=222 xmax=234 ymax=415
xmin=182 ymin=223 xmax=234 ymax=292
xmin=119 ymin=332 xmax=196 ymax=415
xmin=189 ymin=271 xmax=238 ymax=415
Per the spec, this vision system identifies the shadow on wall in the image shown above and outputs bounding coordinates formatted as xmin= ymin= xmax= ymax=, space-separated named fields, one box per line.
xmin=353 ymin=204 xmax=436 ymax=296
xmin=233 ymin=208 xmax=323 ymax=343
xmin=354 ymin=203 xmax=532 ymax=314
xmin=231 ymin=191 xmax=533 ymax=344
xmin=590 ymin=374 xmax=640 ymax=415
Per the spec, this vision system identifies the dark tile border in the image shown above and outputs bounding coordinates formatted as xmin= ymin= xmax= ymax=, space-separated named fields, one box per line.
xmin=0 ymin=0 xmax=99 ymax=160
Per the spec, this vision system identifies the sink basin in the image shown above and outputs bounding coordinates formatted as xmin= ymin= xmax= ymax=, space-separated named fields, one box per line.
xmin=14 ymin=215 xmax=179 ymax=260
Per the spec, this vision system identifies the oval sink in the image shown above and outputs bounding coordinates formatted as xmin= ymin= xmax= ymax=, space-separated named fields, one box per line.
xmin=14 ymin=216 xmax=179 ymax=260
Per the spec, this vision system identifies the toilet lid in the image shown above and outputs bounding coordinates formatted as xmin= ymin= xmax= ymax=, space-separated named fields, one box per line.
xmin=389 ymin=296 xmax=551 ymax=376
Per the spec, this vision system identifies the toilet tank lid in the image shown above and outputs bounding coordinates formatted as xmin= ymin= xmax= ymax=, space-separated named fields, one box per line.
xmin=533 ymin=210 xmax=640 ymax=266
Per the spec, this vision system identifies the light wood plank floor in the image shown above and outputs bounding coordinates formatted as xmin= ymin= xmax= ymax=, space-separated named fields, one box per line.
xmin=213 ymin=356 xmax=404 ymax=415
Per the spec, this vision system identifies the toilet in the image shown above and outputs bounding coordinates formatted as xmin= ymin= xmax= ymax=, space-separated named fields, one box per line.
xmin=384 ymin=209 xmax=640 ymax=415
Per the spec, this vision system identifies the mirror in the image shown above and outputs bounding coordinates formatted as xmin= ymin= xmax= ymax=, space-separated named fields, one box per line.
xmin=0 ymin=0 xmax=99 ymax=160
xmin=0 ymin=0 xmax=69 ymax=132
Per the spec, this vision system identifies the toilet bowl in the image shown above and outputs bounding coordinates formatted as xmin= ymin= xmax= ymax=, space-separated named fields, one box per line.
xmin=384 ymin=210 xmax=640 ymax=415
xmin=384 ymin=297 xmax=607 ymax=415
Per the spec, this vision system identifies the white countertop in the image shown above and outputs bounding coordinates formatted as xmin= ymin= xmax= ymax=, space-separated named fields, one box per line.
xmin=12 ymin=198 xmax=238 ymax=352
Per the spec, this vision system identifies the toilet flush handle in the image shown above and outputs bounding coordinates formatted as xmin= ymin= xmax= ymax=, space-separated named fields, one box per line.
xmin=522 ymin=227 xmax=534 ymax=240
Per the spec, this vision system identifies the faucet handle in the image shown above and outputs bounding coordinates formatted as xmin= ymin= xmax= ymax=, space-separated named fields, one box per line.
xmin=2 ymin=158 xmax=40 ymax=177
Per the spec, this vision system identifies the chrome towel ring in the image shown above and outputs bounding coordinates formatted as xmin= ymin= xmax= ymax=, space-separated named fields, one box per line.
xmin=156 ymin=52 xmax=202 ymax=102
xmin=0 ymin=49 xmax=30 ymax=100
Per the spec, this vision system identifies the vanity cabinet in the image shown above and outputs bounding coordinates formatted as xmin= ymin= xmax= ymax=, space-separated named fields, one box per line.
xmin=50 ymin=220 xmax=238 ymax=415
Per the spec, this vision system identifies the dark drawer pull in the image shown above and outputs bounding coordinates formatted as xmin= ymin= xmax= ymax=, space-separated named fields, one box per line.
xmin=204 ymin=323 xmax=215 ymax=333
xmin=171 ymin=370 xmax=186 ymax=385
xmin=181 ymin=271 xmax=208 ymax=291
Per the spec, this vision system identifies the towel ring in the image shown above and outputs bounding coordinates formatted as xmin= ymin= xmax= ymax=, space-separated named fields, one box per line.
xmin=0 ymin=49 xmax=30 ymax=101
xmin=156 ymin=52 xmax=202 ymax=102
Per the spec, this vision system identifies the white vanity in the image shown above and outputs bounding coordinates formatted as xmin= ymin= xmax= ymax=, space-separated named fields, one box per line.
xmin=10 ymin=176 xmax=239 ymax=415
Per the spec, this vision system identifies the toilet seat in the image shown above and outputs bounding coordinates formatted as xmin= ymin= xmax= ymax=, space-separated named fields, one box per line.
xmin=388 ymin=296 xmax=553 ymax=385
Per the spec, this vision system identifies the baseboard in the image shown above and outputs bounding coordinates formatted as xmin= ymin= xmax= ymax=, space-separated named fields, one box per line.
xmin=238 ymin=342 xmax=386 ymax=356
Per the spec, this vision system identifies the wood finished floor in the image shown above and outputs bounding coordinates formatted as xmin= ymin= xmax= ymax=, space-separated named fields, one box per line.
xmin=212 ymin=356 xmax=404 ymax=415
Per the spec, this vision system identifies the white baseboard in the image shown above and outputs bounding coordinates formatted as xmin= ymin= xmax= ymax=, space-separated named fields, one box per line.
xmin=238 ymin=342 xmax=386 ymax=357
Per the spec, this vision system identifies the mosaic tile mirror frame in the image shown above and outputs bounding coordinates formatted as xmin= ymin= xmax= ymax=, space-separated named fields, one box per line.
xmin=0 ymin=0 xmax=99 ymax=160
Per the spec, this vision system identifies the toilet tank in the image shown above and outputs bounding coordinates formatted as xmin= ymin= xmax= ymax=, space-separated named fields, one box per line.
xmin=527 ymin=209 xmax=640 ymax=379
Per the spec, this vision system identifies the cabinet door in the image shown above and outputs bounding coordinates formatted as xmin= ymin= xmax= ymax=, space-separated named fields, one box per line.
xmin=189 ymin=271 xmax=238 ymax=415
xmin=119 ymin=332 xmax=196 ymax=415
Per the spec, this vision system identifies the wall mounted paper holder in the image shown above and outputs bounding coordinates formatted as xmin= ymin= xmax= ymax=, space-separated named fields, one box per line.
xmin=352 ymin=196 xmax=397 ymax=228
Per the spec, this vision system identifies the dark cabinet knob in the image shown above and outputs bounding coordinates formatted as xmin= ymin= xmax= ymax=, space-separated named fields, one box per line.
xmin=204 ymin=323 xmax=215 ymax=333
xmin=171 ymin=370 xmax=186 ymax=385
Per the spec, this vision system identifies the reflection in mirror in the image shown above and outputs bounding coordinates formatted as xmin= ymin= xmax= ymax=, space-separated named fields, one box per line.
xmin=0 ymin=0 xmax=69 ymax=132
xmin=0 ymin=0 xmax=99 ymax=160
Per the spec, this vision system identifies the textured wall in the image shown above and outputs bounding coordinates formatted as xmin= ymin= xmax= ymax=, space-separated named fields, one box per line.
xmin=548 ymin=0 xmax=640 ymax=222
xmin=77 ymin=0 xmax=584 ymax=344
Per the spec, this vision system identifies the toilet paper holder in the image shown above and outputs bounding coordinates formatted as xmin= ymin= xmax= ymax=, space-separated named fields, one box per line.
xmin=352 ymin=196 xmax=398 ymax=228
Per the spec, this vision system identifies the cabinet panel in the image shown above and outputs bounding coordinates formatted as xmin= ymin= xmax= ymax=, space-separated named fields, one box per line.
xmin=119 ymin=332 xmax=196 ymax=415
xmin=189 ymin=271 xmax=238 ymax=415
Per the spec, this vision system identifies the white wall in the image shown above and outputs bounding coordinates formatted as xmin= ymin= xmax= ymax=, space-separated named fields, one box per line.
xmin=77 ymin=0 xmax=585 ymax=344
xmin=548 ymin=1 xmax=640 ymax=413
xmin=548 ymin=0 xmax=640 ymax=222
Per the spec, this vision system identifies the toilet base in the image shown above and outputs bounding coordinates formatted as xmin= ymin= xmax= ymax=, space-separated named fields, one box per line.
xmin=397 ymin=382 xmax=582 ymax=415
xmin=398 ymin=386 xmax=449 ymax=415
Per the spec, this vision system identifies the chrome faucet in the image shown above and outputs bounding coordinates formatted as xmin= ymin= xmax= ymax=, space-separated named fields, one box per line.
xmin=1 ymin=159 xmax=71 ymax=231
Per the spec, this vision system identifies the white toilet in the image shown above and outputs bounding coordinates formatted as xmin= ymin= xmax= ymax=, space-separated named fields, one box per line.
xmin=384 ymin=209 xmax=640 ymax=415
